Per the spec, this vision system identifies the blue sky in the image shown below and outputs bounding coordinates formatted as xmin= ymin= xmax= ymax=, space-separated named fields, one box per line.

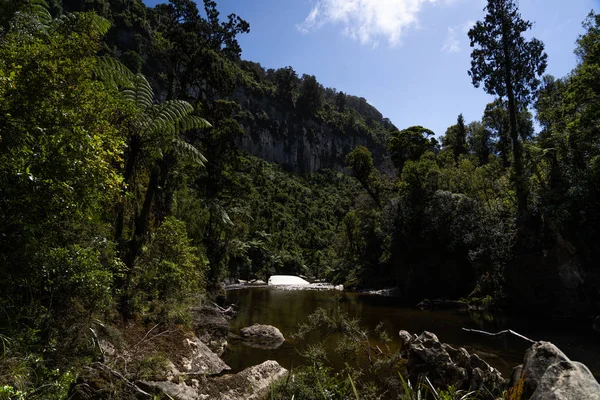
xmin=143 ymin=0 xmax=598 ymax=135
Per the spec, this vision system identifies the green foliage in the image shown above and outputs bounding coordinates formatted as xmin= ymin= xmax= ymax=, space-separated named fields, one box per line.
xmin=468 ymin=0 xmax=547 ymax=105
xmin=220 ymin=157 xmax=357 ymax=282
xmin=0 ymin=0 xmax=52 ymax=29
xmin=389 ymin=126 xmax=437 ymax=172
xmin=469 ymin=0 xmax=547 ymax=221
xmin=530 ymin=11 xmax=600 ymax=283
xmin=3 ymin=0 xmax=600 ymax=396
xmin=271 ymin=306 xmax=398 ymax=400
xmin=466 ymin=121 xmax=492 ymax=165
xmin=398 ymin=373 xmax=481 ymax=400
xmin=135 ymin=353 xmax=170 ymax=381
xmin=273 ymin=66 xmax=299 ymax=107
xmin=298 ymin=74 xmax=324 ymax=116
xmin=135 ymin=217 xmax=206 ymax=322
xmin=442 ymin=114 xmax=468 ymax=160
xmin=0 ymin=2 xmax=126 ymax=345
xmin=345 ymin=146 xmax=382 ymax=206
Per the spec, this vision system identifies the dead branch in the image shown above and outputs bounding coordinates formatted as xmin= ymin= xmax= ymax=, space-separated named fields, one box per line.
xmin=212 ymin=302 xmax=236 ymax=315
xmin=461 ymin=328 xmax=536 ymax=344
xmin=133 ymin=324 xmax=174 ymax=352
xmin=134 ymin=324 xmax=160 ymax=349
xmin=89 ymin=327 xmax=104 ymax=362
xmin=94 ymin=362 xmax=152 ymax=398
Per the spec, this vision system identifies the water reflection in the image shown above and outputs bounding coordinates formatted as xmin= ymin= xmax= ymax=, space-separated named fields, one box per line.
xmin=223 ymin=287 xmax=600 ymax=379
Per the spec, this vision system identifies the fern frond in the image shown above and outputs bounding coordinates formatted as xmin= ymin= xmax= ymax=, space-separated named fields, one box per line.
xmin=51 ymin=12 xmax=110 ymax=37
xmin=178 ymin=115 xmax=212 ymax=131
xmin=213 ymin=203 xmax=233 ymax=226
xmin=172 ymin=139 xmax=207 ymax=167
xmin=93 ymin=57 xmax=136 ymax=89
xmin=156 ymin=100 xmax=195 ymax=123
xmin=145 ymin=101 xmax=194 ymax=136
xmin=27 ymin=0 xmax=52 ymax=26
xmin=88 ymin=12 xmax=111 ymax=36
xmin=121 ymin=74 xmax=153 ymax=109
xmin=50 ymin=12 xmax=75 ymax=31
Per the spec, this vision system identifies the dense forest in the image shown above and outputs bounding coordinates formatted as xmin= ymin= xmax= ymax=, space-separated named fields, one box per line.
xmin=1 ymin=0 xmax=599 ymax=397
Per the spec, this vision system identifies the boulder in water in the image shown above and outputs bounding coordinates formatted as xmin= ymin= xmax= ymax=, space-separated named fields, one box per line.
xmin=240 ymin=324 xmax=285 ymax=349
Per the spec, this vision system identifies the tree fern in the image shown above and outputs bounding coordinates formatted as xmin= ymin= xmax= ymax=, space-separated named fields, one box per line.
xmin=5 ymin=0 xmax=111 ymax=37
xmin=51 ymin=12 xmax=110 ymax=36
xmin=121 ymin=73 xmax=153 ymax=109
xmin=150 ymin=101 xmax=196 ymax=130
xmin=92 ymin=57 xmax=136 ymax=89
xmin=178 ymin=115 xmax=211 ymax=132
xmin=172 ymin=139 xmax=207 ymax=167
xmin=0 ymin=0 xmax=51 ymax=28
xmin=26 ymin=0 xmax=52 ymax=26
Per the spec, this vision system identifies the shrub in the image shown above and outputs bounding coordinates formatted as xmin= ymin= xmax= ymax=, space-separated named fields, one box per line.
xmin=135 ymin=217 xmax=207 ymax=323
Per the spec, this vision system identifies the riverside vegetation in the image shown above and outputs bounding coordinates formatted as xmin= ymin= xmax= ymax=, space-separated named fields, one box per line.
xmin=0 ymin=0 xmax=599 ymax=398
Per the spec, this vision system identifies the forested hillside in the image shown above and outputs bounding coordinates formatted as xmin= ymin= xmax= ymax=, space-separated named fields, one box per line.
xmin=1 ymin=0 xmax=600 ymax=397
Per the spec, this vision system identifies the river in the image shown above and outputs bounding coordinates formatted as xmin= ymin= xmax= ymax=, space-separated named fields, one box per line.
xmin=223 ymin=287 xmax=600 ymax=379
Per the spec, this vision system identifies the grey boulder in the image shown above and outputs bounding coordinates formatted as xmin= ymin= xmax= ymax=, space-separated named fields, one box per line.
xmin=511 ymin=341 xmax=600 ymax=400
xmin=240 ymin=324 xmax=285 ymax=349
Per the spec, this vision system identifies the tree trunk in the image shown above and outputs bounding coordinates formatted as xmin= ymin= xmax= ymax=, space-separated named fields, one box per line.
xmin=115 ymin=136 xmax=140 ymax=246
xmin=125 ymin=163 xmax=159 ymax=271
xmin=154 ymin=152 xmax=176 ymax=226
xmin=118 ymin=163 xmax=160 ymax=317
xmin=502 ymin=19 xmax=528 ymax=227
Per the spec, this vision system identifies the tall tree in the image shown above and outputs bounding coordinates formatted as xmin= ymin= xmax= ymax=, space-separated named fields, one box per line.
xmin=345 ymin=146 xmax=380 ymax=207
xmin=273 ymin=66 xmax=298 ymax=108
xmin=388 ymin=126 xmax=436 ymax=172
xmin=468 ymin=0 xmax=547 ymax=222
xmin=149 ymin=0 xmax=249 ymax=100
xmin=110 ymin=72 xmax=210 ymax=311
xmin=442 ymin=114 xmax=468 ymax=160
xmin=297 ymin=74 xmax=323 ymax=116
xmin=335 ymin=91 xmax=347 ymax=112
xmin=467 ymin=121 xmax=492 ymax=165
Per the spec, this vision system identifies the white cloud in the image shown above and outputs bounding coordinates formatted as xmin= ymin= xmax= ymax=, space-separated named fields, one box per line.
xmin=441 ymin=26 xmax=460 ymax=53
xmin=297 ymin=0 xmax=442 ymax=47
xmin=441 ymin=20 xmax=474 ymax=53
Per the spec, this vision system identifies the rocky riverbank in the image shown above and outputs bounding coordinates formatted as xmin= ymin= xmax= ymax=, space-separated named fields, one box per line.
xmin=68 ymin=306 xmax=288 ymax=400
xmin=399 ymin=330 xmax=600 ymax=399
xmin=68 ymin=305 xmax=599 ymax=400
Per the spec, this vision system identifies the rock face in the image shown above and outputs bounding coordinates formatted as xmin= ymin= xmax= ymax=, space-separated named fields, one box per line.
xmin=511 ymin=341 xmax=600 ymax=399
xmin=517 ymin=341 xmax=570 ymax=395
xmin=191 ymin=306 xmax=230 ymax=356
xmin=232 ymin=88 xmax=391 ymax=174
xmin=178 ymin=336 xmax=230 ymax=376
xmin=240 ymin=324 xmax=285 ymax=349
xmin=532 ymin=361 xmax=600 ymax=400
xmin=141 ymin=360 xmax=288 ymax=400
xmin=207 ymin=360 xmax=288 ymax=400
xmin=399 ymin=330 xmax=506 ymax=392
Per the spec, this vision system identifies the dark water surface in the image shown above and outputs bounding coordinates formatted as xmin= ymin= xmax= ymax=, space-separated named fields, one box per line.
xmin=223 ymin=287 xmax=600 ymax=378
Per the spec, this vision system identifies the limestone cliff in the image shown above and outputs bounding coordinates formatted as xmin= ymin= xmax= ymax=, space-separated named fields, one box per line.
xmin=231 ymin=86 xmax=393 ymax=174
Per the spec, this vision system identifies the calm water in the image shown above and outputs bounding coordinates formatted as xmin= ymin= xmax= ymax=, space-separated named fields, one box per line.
xmin=223 ymin=287 xmax=600 ymax=378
